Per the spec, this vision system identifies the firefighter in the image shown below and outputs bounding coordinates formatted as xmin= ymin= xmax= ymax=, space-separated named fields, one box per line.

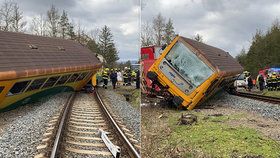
xmin=131 ymin=70 xmax=136 ymax=83
xmin=277 ymin=74 xmax=280 ymax=90
xmin=127 ymin=68 xmax=132 ymax=86
xmin=271 ymin=72 xmax=277 ymax=91
xmin=123 ymin=67 xmax=128 ymax=86
xmin=102 ymin=68 xmax=109 ymax=89
xmin=267 ymin=74 xmax=272 ymax=91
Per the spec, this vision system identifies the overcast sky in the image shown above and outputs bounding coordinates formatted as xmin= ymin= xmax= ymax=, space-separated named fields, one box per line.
xmin=142 ymin=0 xmax=280 ymax=57
xmin=0 ymin=0 xmax=140 ymax=61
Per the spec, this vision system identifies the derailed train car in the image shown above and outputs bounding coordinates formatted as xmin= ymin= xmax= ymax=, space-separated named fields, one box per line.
xmin=0 ymin=31 xmax=101 ymax=111
xmin=147 ymin=36 xmax=243 ymax=110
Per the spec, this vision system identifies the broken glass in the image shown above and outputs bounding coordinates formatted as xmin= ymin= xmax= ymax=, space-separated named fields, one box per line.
xmin=165 ymin=41 xmax=213 ymax=87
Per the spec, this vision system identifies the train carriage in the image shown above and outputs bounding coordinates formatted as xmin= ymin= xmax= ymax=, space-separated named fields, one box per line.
xmin=147 ymin=35 xmax=243 ymax=110
xmin=0 ymin=31 xmax=101 ymax=111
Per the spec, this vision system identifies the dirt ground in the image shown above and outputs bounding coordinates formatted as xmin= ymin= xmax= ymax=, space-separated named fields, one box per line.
xmin=141 ymin=101 xmax=280 ymax=158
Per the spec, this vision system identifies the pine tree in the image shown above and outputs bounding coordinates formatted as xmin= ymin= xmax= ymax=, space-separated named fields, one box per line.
xmin=236 ymin=20 xmax=280 ymax=76
xmin=98 ymin=25 xmax=119 ymax=66
xmin=164 ymin=18 xmax=175 ymax=44
xmin=47 ymin=5 xmax=60 ymax=37
xmin=87 ymin=38 xmax=100 ymax=54
xmin=67 ymin=22 xmax=75 ymax=40
xmin=58 ymin=10 xmax=69 ymax=39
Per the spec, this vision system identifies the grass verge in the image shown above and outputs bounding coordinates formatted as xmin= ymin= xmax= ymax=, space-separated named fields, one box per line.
xmin=142 ymin=108 xmax=280 ymax=158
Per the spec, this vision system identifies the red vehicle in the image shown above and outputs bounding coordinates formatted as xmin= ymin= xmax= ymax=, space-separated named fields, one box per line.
xmin=259 ymin=67 xmax=280 ymax=80
xmin=141 ymin=46 xmax=163 ymax=94
xmin=258 ymin=67 xmax=270 ymax=80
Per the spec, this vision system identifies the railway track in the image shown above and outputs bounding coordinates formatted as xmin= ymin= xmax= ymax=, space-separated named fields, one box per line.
xmin=35 ymin=91 xmax=140 ymax=158
xmin=234 ymin=91 xmax=280 ymax=104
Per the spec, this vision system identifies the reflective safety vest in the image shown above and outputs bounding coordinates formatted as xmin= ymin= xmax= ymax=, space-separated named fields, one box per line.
xmin=271 ymin=75 xmax=277 ymax=83
xmin=123 ymin=71 xmax=128 ymax=79
xmin=131 ymin=71 xmax=136 ymax=77
xmin=102 ymin=71 xmax=109 ymax=79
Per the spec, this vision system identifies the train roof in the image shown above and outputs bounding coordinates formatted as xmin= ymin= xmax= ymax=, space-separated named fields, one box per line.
xmin=181 ymin=36 xmax=243 ymax=76
xmin=0 ymin=31 xmax=101 ymax=81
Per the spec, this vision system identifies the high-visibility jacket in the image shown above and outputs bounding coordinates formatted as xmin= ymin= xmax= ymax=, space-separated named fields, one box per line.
xmin=102 ymin=70 xmax=109 ymax=79
xmin=271 ymin=74 xmax=277 ymax=83
xmin=131 ymin=71 xmax=136 ymax=77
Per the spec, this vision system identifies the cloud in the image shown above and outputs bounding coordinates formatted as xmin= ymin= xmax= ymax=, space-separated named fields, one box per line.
xmin=0 ymin=0 xmax=139 ymax=61
xmin=142 ymin=0 xmax=280 ymax=57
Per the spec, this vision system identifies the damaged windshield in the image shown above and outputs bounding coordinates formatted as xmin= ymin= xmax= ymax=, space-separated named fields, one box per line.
xmin=165 ymin=41 xmax=213 ymax=87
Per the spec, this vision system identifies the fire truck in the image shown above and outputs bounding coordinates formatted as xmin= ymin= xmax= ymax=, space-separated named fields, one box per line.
xmin=140 ymin=45 xmax=163 ymax=94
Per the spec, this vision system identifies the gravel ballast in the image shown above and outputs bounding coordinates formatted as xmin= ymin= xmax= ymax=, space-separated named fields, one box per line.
xmin=98 ymin=88 xmax=140 ymax=141
xmin=0 ymin=92 xmax=71 ymax=157
xmin=204 ymin=91 xmax=280 ymax=121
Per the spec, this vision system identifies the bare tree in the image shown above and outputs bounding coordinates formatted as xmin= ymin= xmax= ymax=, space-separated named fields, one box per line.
xmin=153 ymin=13 xmax=165 ymax=46
xmin=141 ymin=21 xmax=154 ymax=46
xmin=47 ymin=5 xmax=60 ymax=37
xmin=30 ymin=14 xmax=47 ymax=36
xmin=75 ymin=22 xmax=89 ymax=45
xmin=0 ymin=0 xmax=14 ymax=31
xmin=193 ymin=33 xmax=203 ymax=42
xmin=11 ymin=3 xmax=26 ymax=32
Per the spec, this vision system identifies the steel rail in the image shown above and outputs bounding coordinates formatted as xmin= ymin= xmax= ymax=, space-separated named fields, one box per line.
xmin=50 ymin=93 xmax=76 ymax=158
xmin=94 ymin=90 xmax=141 ymax=158
xmin=235 ymin=91 xmax=280 ymax=104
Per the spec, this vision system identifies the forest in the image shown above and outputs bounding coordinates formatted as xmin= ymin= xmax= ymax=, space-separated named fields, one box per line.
xmin=236 ymin=20 xmax=280 ymax=76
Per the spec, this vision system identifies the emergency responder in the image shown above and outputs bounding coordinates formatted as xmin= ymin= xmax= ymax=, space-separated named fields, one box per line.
xmin=258 ymin=74 xmax=264 ymax=92
xmin=271 ymin=72 xmax=277 ymax=91
xmin=277 ymin=74 xmax=280 ymax=90
xmin=110 ymin=69 xmax=117 ymax=89
xmin=102 ymin=68 xmax=109 ymax=89
xmin=136 ymin=69 xmax=140 ymax=89
xmin=267 ymin=74 xmax=272 ymax=91
xmin=131 ymin=70 xmax=136 ymax=83
xmin=247 ymin=75 xmax=253 ymax=91
xmin=127 ymin=68 xmax=132 ymax=86
xmin=123 ymin=67 xmax=128 ymax=86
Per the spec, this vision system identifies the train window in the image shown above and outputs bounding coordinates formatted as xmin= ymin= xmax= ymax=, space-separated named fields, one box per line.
xmin=56 ymin=74 xmax=71 ymax=85
xmin=26 ymin=78 xmax=47 ymax=92
xmin=7 ymin=80 xmax=30 ymax=96
xmin=67 ymin=73 xmax=80 ymax=83
xmin=165 ymin=41 xmax=214 ymax=87
xmin=42 ymin=76 xmax=60 ymax=88
xmin=0 ymin=86 xmax=4 ymax=93
xmin=76 ymin=72 xmax=88 ymax=81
